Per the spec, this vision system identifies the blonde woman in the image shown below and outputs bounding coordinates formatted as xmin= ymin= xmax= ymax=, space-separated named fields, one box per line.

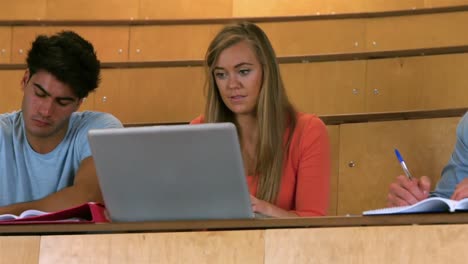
xmin=191 ymin=22 xmax=330 ymax=217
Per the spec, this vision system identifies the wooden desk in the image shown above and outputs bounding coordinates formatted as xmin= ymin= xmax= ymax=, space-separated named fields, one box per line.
xmin=2 ymin=214 xmax=468 ymax=263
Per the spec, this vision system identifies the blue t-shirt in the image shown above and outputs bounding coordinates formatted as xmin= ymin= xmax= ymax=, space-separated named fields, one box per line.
xmin=432 ymin=112 xmax=468 ymax=198
xmin=0 ymin=111 xmax=122 ymax=206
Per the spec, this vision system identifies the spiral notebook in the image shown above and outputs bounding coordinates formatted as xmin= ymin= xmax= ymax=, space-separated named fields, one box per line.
xmin=363 ymin=197 xmax=468 ymax=215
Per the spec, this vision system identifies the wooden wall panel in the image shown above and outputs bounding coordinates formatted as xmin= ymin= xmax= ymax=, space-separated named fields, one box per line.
xmin=259 ymin=20 xmax=365 ymax=57
xmin=11 ymin=27 xmax=50 ymax=64
xmin=0 ymin=27 xmax=11 ymax=64
xmin=0 ymin=236 xmax=40 ymax=264
xmin=139 ymin=0 xmax=232 ymax=19
xmin=364 ymin=0 xmax=424 ymax=12
xmin=426 ymin=0 xmax=468 ymax=7
xmin=0 ymin=70 xmax=25 ymax=113
xmin=327 ymin=125 xmax=340 ymax=216
xmin=366 ymin=11 xmax=468 ymax=51
xmin=265 ymin=225 xmax=468 ymax=263
xmin=233 ymin=0 xmax=454 ymax=16
xmin=337 ymin=117 xmax=459 ymax=215
xmin=93 ymin=69 xmax=123 ymax=119
xmin=233 ymin=0 xmax=367 ymax=17
xmin=46 ymin=0 xmax=139 ymax=20
xmin=48 ymin=26 xmax=129 ymax=63
xmin=129 ymin=25 xmax=222 ymax=61
xmin=281 ymin=61 xmax=366 ymax=115
xmin=39 ymin=231 xmax=264 ymax=263
xmin=366 ymin=54 xmax=468 ymax=113
xmin=422 ymin=53 xmax=468 ymax=110
xmin=116 ymin=67 xmax=205 ymax=124
xmin=366 ymin=57 xmax=425 ymax=112
xmin=0 ymin=0 xmax=46 ymax=20
xmin=11 ymin=26 xmax=129 ymax=64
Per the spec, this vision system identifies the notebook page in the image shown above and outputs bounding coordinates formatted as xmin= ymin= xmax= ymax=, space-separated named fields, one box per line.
xmin=363 ymin=205 xmax=411 ymax=215
xmin=363 ymin=197 xmax=454 ymax=215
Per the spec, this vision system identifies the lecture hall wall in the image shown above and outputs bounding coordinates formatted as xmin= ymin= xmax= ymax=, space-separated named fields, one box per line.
xmin=1 ymin=0 xmax=468 ymax=215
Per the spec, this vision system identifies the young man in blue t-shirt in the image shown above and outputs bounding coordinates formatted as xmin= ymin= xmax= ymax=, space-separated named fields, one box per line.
xmin=0 ymin=31 xmax=122 ymax=215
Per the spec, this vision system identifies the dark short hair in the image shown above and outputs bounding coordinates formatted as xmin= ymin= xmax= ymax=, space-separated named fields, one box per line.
xmin=26 ymin=31 xmax=101 ymax=99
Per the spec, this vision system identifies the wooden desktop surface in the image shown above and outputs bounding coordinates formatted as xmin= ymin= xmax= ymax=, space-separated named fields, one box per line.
xmin=3 ymin=214 xmax=468 ymax=263
xmin=0 ymin=212 xmax=468 ymax=235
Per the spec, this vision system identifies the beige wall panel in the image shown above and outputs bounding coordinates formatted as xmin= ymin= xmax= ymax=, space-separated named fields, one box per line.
xmin=93 ymin=69 xmax=123 ymax=119
xmin=48 ymin=26 xmax=129 ymax=63
xmin=47 ymin=0 xmax=139 ymax=20
xmin=426 ymin=0 xmax=468 ymax=7
xmin=12 ymin=27 xmax=129 ymax=64
xmin=422 ymin=53 xmax=468 ymax=110
xmin=0 ymin=27 xmax=11 ymax=64
xmin=116 ymin=67 xmax=205 ymax=124
xmin=366 ymin=57 xmax=425 ymax=112
xmin=265 ymin=225 xmax=468 ymax=263
xmin=11 ymin=27 xmax=50 ymax=64
xmin=40 ymin=231 xmax=264 ymax=263
xmin=139 ymin=0 xmax=232 ymax=19
xmin=337 ymin=117 xmax=459 ymax=215
xmin=365 ymin=0 xmax=424 ymax=12
xmin=281 ymin=61 xmax=366 ymax=115
xmin=366 ymin=11 xmax=468 ymax=51
xmin=129 ymin=25 xmax=222 ymax=62
xmin=0 ymin=70 xmax=25 ymax=114
xmin=0 ymin=0 xmax=46 ymax=20
xmin=259 ymin=20 xmax=365 ymax=57
xmin=366 ymin=54 xmax=468 ymax=112
xmin=233 ymin=0 xmax=367 ymax=17
xmin=0 ymin=236 xmax=40 ymax=264
xmin=327 ymin=125 xmax=340 ymax=216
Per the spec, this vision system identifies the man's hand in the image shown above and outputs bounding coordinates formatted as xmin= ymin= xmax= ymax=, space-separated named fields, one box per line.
xmin=451 ymin=178 xmax=468 ymax=200
xmin=387 ymin=175 xmax=431 ymax=207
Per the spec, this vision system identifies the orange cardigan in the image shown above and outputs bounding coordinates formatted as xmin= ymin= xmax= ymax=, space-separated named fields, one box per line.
xmin=190 ymin=113 xmax=331 ymax=216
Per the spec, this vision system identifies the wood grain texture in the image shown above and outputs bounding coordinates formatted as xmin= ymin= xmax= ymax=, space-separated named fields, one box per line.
xmin=0 ymin=236 xmax=40 ymax=264
xmin=258 ymin=20 xmax=365 ymax=57
xmin=0 ymin=27 xmax=11 ymax=64
xmin=0 ymin=70 xmax=24 ymax=113
xmin=107 ymin=67 xmax=206 ymax=124
xmin=265 ymin=224 xmax=468 ymax=264
xmin=327 ymin=125 xmax=340 ymax=216
xmin=366 ymin=53 xmax=468 ymax=112
xmin=0 ymin=0 xmax=46 ymax=20
xmin=139 ymin=0 xmax=233 ymax=19
xmin=46 ymin=0 xmax=139 ymax=20
xmin=366 ymin=11 xmax=468 ymax=51
xmin=39 ymin=230 xmax=264 ymax=264
xmin=337 ymin=117 xmax=460 ymax=215
xmin=281 ymin=61 xmax=366 ymax=115
xmin=129 ymin=24 xmax=223 ymax=61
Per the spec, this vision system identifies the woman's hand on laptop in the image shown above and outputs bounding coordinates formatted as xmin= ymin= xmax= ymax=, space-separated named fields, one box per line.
xmin=250 ymin=195 xmax=298 ymax=218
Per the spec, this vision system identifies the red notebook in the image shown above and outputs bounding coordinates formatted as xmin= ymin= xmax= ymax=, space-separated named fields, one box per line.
xmin=0 ymin=202 xmax=109 ymax=224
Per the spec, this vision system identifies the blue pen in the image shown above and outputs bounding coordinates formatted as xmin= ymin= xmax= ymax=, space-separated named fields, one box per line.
xmin=394 ymin=149 xmax=413 ymax=180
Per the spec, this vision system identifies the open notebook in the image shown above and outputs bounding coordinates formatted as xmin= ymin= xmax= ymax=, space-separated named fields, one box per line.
xmin=88 ymin=123 xmax=255 ymax=222
xmin=0 ymin=202 xmax=108 ymax=224
xmin=363 ymin=197 xmax=468 ymax=215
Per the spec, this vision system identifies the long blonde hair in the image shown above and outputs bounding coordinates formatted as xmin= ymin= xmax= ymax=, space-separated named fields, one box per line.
xmin=204 ymin=22 xmax=297 ymax=203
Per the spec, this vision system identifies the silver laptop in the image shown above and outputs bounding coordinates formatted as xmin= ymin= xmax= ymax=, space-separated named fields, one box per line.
xmin=88 ymin=123 xmax=254 ymax=222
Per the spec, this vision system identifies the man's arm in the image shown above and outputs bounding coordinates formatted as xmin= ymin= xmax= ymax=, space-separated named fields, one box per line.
xmin=0 ymin=157 xmax=101 ymax=215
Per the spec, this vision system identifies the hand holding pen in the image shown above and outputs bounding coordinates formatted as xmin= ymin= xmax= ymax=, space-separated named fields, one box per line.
xmin=394 ymin=149 xmax=413 ymax=180
xmin=386 ymin=149 xmax=431 ymax=207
